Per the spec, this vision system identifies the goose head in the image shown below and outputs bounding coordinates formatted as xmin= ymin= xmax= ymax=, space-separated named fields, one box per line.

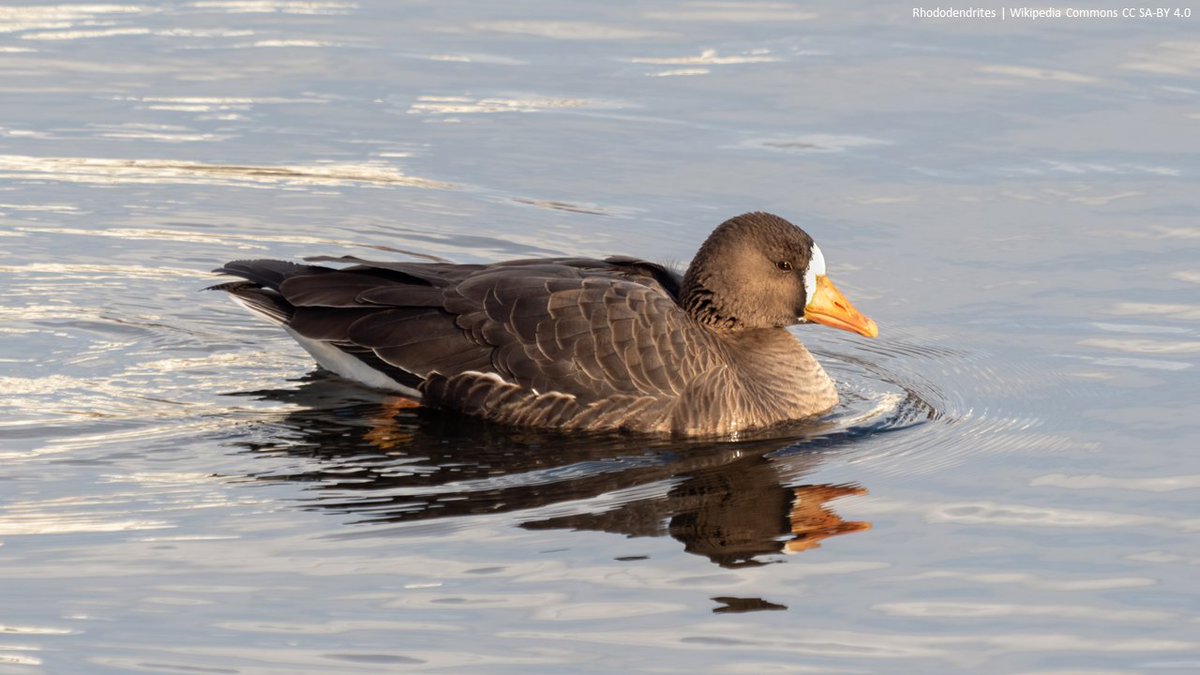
xmin=680 ymin=212 xmax=878 ymax=338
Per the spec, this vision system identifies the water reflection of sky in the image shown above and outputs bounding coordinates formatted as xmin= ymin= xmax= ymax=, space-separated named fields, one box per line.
xmin=2 ymin=1 xmax=1199 ymax=672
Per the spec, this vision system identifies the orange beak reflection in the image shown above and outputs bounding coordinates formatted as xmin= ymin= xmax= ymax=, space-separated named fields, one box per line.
xmin=803 ymin=275 xmax=878 ymax=338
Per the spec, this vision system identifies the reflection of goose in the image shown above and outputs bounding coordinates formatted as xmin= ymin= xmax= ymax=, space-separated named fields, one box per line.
xmin=231 ymin=376 xmax=870 ymax=568
xmin=212 ymin=213 xmax=877 ymax=436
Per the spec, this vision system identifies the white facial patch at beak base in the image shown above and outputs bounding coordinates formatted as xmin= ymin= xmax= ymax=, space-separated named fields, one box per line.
xmin=803 ymin=243 xmax=826 ymax=310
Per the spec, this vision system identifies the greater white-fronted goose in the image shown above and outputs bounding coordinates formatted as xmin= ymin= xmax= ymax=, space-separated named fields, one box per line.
xmin=211 ymin=212 xmax=877 ymax=436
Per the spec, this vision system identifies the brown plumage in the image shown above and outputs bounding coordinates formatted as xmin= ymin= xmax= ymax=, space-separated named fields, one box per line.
xmin=210 ymin=212 xmax=877 ymax=436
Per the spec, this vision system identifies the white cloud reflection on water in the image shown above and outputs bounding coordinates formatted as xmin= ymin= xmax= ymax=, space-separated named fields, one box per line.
xmin=0 ymin=154 xmax=456 ymax=190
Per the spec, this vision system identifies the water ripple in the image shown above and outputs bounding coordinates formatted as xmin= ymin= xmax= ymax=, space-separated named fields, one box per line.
xmin=811 ymin=328 xmax=1074 ymax=476
xmin=0 ymin=154 xmax=456 ymax=190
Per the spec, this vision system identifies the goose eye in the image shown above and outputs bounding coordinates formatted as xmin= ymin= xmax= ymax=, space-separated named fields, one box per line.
xmin=776 ymin=260 xmax=793 ymax=272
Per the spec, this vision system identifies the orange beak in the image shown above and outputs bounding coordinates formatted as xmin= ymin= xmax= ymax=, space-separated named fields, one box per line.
xmin=803 ymin=275 xmax=878 ymax=338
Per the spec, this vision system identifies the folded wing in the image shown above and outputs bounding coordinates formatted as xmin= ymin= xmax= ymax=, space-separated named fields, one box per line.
xmin=212 ymin=256 xmax=716 ymax=414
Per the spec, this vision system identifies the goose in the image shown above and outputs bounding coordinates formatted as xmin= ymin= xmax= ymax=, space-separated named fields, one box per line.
xmin=211 ymin=211 xmax=877 ymax=436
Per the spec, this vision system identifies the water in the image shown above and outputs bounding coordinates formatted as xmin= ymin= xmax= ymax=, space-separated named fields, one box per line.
xmin=2 ymin=1 xmax=1199 ymax=672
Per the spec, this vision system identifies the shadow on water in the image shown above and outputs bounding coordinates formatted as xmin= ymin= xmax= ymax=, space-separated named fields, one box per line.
xmin=224 ymin=371 xmax=933 ymax=569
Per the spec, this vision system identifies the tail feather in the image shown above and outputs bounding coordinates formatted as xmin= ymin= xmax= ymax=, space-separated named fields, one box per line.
xmin=210 ymin=280 xmax=293 ymax=325
xmin=211 ymin=259 xmax=332 ymax=289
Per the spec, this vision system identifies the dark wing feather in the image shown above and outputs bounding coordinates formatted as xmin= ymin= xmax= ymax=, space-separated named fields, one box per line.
xmin=343 ymin=309 xmax=492 ymax=373
xmin=356 ymin=286 xmax=445 ymax=306
xmin=603 ymin=255 xmax=682 ymax=299
xmin=442 ymin=267 xmax=714 ymax=403
xmin=304 ymin=255 xmax=484 ymax=286
xmin=278 ymin=272 xmax=401 ymax=307
xmin=213 ymin=254 xmax=710 ymax=419
xmin=288 ymin=307 xmax=379 ymax=341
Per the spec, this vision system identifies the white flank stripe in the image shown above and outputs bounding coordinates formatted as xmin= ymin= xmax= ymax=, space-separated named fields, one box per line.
xmin=285 ymin=329 xmax=421 ymax=397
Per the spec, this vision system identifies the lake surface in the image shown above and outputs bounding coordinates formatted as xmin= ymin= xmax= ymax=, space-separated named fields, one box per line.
xmin=2 ymin=1 xmax=1199 ymax=672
